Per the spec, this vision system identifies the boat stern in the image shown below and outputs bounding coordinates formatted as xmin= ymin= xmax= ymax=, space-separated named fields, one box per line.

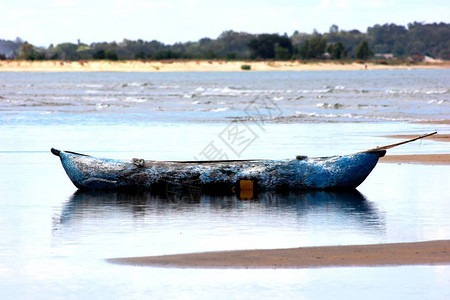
xmin=51 ymin=148 xmax=127 ymax=190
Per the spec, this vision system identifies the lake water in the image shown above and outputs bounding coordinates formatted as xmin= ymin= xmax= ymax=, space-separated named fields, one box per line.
xmin=0 ymin=70 xmax=449 ymax=299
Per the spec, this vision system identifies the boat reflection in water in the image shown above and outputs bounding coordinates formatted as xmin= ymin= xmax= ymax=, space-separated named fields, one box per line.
xmin=56 ymin=188 xmax=383 ymax=230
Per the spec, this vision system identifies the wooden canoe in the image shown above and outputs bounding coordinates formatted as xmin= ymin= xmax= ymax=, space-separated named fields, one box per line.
xmin=51 ymin=132 xmax=436 ymax=193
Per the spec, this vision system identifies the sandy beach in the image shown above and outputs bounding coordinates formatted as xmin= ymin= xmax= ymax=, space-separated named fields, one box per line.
xmin=1 ymin=59 xmax=449 ymax=72
xmin=108 ymin=240 xmax=450 ymax=268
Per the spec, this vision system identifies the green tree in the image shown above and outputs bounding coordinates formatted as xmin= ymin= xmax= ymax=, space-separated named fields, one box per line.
xmin=134 ymin=51 xmax=146 ymax=59
xmin=309 ymin=35 xmax=326 ymax=58
xmin=105 ymin=49 xmax=118 ymax=60
xmin=204 ymin=50 xmax=217 ymax=59
xmin=18 ymin=43 xmax=45 ymax=60
xmin=274 ymin=46 xmax=291 ymax=60
xmin=152 ymin=50 xmax=184 ymax=60
xmin=367 ymin=23 xmax=407 ymax=55
xmin=18 ymin=43 xmax=36 ymax=60
xmin=327 ymin=42 xmax=347 ymax=59
xmin=329 ymin=24 xmax=339 ymax=33
xmin=323 ymin=29 xmax=368 ymax=58
xmin=54 ymin=43 xmax=79 ymax=60
xmin=298 ymin=35 xmax=326 ymax=59
xmin=0 ymin=38 xmax=22 ymax=58
xmin=298 ymin=40 xmax=310 ymax=58
xmin=93 ymin=50 xmax=105 ymax=59
xmin=248 ymin=34 xmax=293 ymax=59
xmin=215 ymin=30 xmax=255 ymax=59
xmin=406 ymin=22 xmax=450 ymax=58
xmin=5 ymin=21 xmax=450 ymax=61
xmin=355 ymin=40 xmax=373 ymax=59
xmin=225 ymin=52 xmax=237 ymax=60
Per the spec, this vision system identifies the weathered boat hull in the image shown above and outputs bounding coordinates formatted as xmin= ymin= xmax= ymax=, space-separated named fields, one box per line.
xmin=51 ymin=148 xmax=385 ymax=192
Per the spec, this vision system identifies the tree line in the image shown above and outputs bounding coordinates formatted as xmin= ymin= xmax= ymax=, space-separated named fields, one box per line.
xmin=0 ymin=22 xmax=448 ymax=61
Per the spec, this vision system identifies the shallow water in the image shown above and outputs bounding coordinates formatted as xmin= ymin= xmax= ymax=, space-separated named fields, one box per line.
xmin=0 ymin=148 xmax=449 ymax=299
xmin=1 ymin=69 xmax=449 ymax=124
xmin=0 ymin=71 xmax=449 ymax=298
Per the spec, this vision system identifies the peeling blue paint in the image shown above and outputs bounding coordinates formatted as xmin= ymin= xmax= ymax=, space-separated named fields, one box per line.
xmin=52 ymin=148 xmax=385 ymax=192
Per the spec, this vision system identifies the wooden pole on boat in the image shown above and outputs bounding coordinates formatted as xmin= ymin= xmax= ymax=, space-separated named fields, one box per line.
xmin=361 ymin=132 xmax=437 ymax=153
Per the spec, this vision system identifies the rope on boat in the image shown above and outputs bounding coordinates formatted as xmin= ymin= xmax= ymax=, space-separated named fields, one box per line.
xmin=132 ymin=158 xmax=145 ymax=167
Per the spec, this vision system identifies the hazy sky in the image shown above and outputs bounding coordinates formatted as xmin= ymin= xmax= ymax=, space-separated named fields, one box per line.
xmin=1 ymin=0 xmax=449 ymax=46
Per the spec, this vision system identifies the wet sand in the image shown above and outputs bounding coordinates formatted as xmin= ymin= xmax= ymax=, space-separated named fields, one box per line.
xmin=416 ymin=120 xmax=450 ymax=125
xmin=384 ymin=134 xmax=450 ymax=143
xmin=380 ymin=154 xmax=450 ymax=165
xmin=108 ymin=240 xmax=450 ymax=268
xmin=379 ymin=133 xmax=450 ymax=164
xmin=1 ymin=60 xmax=449 ymax=72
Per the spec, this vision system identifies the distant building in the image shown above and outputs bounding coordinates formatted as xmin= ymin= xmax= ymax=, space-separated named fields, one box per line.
xmin=374 ymin=53 xmax=394 ymax=60
xmin=322 ymin=52 xmax=331 ymax=59
xmin=408 ymin=55 xmax=424 ymax=62
xmin=423 ymin=55 xmax=442 ymax=63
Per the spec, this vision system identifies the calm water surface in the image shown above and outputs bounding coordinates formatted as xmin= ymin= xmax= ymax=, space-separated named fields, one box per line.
xmin=0 ymin=70 xmax=449 ymax=299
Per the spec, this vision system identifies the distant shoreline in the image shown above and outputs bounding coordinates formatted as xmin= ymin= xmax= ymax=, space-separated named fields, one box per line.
xmin=1 ymin=60 xmax=449 ymax=72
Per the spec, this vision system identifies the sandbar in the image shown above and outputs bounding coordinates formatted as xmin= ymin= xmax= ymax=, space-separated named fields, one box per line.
xmin=107 ymin=240 xmax=450 ymax=269
xmin=379 ymin=133 xmax=450 ymax=164
xmin=1 ymin=60 xmax=449 ymax=72
xmin=380 ymin=154 xmax=450 ymax=165
xmin=416 ymin=120 xmax=450 ymax=125
xmin=384 ymin=133 xmax=450 ymax=143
